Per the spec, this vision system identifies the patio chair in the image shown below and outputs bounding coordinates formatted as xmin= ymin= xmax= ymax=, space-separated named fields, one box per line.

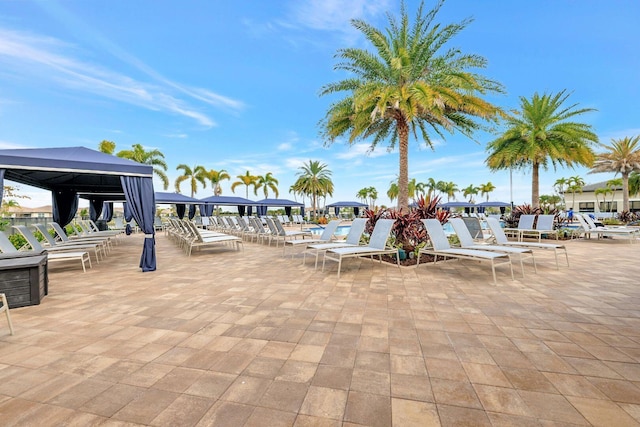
xmin=33 ymin=223 xmax=105 ymax=263
xmin=183 ymin=220 xmax=243 ymax=256
xmin=503 ymin=214 xmax=535 ymax=241
xmin=265 ymin=217 xmax=311 ymax=247
xmin=485 ymin=217 xmax=569 ymax=269
xmin=283 ymin=219 xmax=341 ymax=257
xmin=303 ymin=218 xmax=367 ymax=269
xmin=449 ymin=218 xmax=536 ymax=277
xmin=0 ymin=293 xmax=14 ymax=335
xmin=51 ymin=222 xmax=113 ymax=252
xmin=322 ymin=219 xmax=398 ymax=279
xmin=12 ymin=226 xmax=92 ymax=272
xmin=520 ymin=215 xmax=559 ymax=242
xmin=578 ymin=213 xmax=638 ymax=244
xmin=418 ymin=219 xmax=514 ymax=285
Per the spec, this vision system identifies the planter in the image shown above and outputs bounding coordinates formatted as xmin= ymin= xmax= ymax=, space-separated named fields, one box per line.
xmin=0 ymin=253 xmax=48 ymax=308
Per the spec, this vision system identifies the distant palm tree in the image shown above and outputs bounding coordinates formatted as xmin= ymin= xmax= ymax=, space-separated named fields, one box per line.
xmin=98 ymin=140 xmax=116 ymax=155
xmin=231 ymin=171 xmax=259 ymax=199
xmin=566 ymin=175 xmax=585 ymax=210
xmin=590 ymin=135 xmax=640 ymax=212
xmin=630 ymin=171 xmax=640 ymax=197
xmin=461 ymin=184 xmax=479 ymax=203
xmin=606 ymin=178 xmax=623 ymax=212
xmin=319 ymin=1 xmax=504 ymax=212
xmin=594 ymin=187 xmax=612 ymax=212
xmin=255 ymin=172 xmax=279 ymax=198
xmin=387 ymin=182 xmax=399 ymax=203
xmin=439 ymin=181 xmax=458 ymax=202
xmin=554 ymin=177 xmax=569 ymax=208
xmin=206 ymin=169 xmax=231 ymax=196
xmin=117 ymin=143 xmax=169 ymax=190
xmin=486 ymin=90 xmax=598 ymax=208
xmin=293 ymin=160 xmax=333 ymax=221
xmin=175 ymin=164 xmax=207 ymax=197
xmin=479 ymin=181 xmax=496 ymax=202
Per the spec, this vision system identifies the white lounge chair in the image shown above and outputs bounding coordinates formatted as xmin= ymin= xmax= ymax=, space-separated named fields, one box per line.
xmin=11 ymin=226 xmax=92 ymax=272
xmin=503 ymin=214 xmax=535 ymax=241
xmin=51 ymin=222 xmax=112 ymax=252
xmin=183 ymin=221 xmax=242 ymax=256
xmin=33 ymin=223 xmax=105 ymax=263
xmin=322 ymin=218 xmax=398 ymax=279
xmin=485 ymin=217 xmax=569 ymax=269
xmin=283 ymin=219 xmax=341 ymax=257
xmin=419 ymin=219 xmax=513 ymax=284
xmin=303 ymin=218 xmax=367 ymax=269
xmin=578 ymin=214 xmax=638 ymax=244
xmin=449 ymin=218 xmax=536 ymax=277
xmin=520 ymin=215 xmax=559 ymax=242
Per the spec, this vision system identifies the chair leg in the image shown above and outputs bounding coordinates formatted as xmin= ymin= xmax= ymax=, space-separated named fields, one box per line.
xmin=1 ymin=294 xmax=14 ymax=335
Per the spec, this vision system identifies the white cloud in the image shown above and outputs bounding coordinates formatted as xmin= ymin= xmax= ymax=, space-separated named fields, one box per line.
xmin=0 ymin=140 xmax=28 ymax=149
xmin=289 ymin=0 xmax=391 ymax=33
xmin=278 ymin=142 xmax=292 ymax=151
xmin=334 ymin=143 xmax=390 ymax=160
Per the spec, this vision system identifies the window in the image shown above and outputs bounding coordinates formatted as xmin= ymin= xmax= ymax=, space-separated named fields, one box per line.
xmin=630 ymin=201 xmax=640 ymax=212
xmin=578 ymin=202 xmax=594 ymax=212
xmin=599 ymin=201 xmax=617 ymax=212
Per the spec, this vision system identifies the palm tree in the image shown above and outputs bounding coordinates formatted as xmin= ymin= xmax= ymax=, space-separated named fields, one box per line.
xmin=566 ymin=175 xmax=585 ymax=210
xmin=255 ymin=172 xmax=280 ymax=198
xmin=594 ymin=187 xmax=611 ymax=212
xmin=440 ymin=181 xmax=459 ymax=202
xmin=425 ymin=178 xmax=439 ymax=198
xmin=414 ymin=181 xmax=428 ymax=198
xmin=206 ymin=169 xmax=230 ymax=196
xmin=319 ymin=0 xmax=504 ymax=213
xmin=554 ymin=177 xmax=569 ymax=208
xmin=293 ymin=160 xmax=333 ymax=221
xmin=606 ymin=178 xmax=623 ymax=213
xmin=590 ymin=136 xmax=640 ymax=212
xmin=387 ymin=182 xmax=399 ymax=203
xmin=174 ymin=164 xmax=207 ymax=197
xmin=98 ymin=140 xmax=116 ymax=154
xmin=479 ymin=181 xmax=496 ymax=202
xmin=486 ymin=90 xmax=598 ymax=208
xmin=366 ymin=187 xmax=378 ymax=209
xmin=461 ymin=184 xmax=479 ymax=203
xmin=630 ymin=171 xmax=640 ymax=197
xmin=117 ymin=143 xmax=170 ymax=190
xmin=231 ymin=171 xmax=259 ymax=199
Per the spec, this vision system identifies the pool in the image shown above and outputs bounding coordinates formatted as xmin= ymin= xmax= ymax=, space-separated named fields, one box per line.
xmin=308 ymin=222 xmax=456 ymax=236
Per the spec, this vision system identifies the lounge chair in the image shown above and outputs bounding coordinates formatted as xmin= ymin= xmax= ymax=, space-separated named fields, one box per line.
xmin=265 ymin=217 xmax=311 ymax=247
xmin=485 ymin=217 xmax=569 ymax=269
xmin=33 ymin=223 xmax=105 ymax=263
xmin=51 ymin=222 xmax=113 ymax=252
xmin=520 ymin=215 xmax=559 ymax=242
xmin=283 ymin=219 xmax=341 ymax=256
xmin=449 ymin=218 xmax=536 ymax=277
xmin=183 ymin=220 xmax=242 ymax=256
xmin=577 ymin=213 xmax=638 ymax=244
xmin=418 ymin=219 xmax=514 ymax=284
xmin=303 ymin=218 xmax=367 ymax=269
xmin=11 ymin=226 xmax=92 ymax=272
xmin=322 ymin=219 xmax=398 ymax=279
xmin=503 ymin=214 xmax=535 ymax=241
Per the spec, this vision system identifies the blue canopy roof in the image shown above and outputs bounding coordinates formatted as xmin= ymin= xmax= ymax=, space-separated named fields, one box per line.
xmin=155 ymin=192 xmax=201 ymax=204
xmin=255 ymin=198 xmax=303 ymax=207
xmin=326 ymin=201 xmax=368 ymax=208
xmin=201 ymin=195 xmax=256 ymax=205
xmin=476 ymin=201 xmax=511 ymax=207
xmin=440 ymin=201 xmax=475 ymax=208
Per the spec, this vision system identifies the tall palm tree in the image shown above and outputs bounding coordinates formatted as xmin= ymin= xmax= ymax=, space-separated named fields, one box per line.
xmin=594 ymin=187 xmax=611 ymax=212
xmin=366 ymin=186 xmax=378 ymax=209
xmin=479 ymin=181 xmax=496 ymax=202
xmin=356 ymin=188 xmax=369 ymax=204
xmin=461 ymin=184 xmax=479 ymax=203
xmin=174 ymin=164 xmax=207 ymax=197
xmin=98 ymin=140 xmax=116 ymax=154
xmin=414 ymin=181 xmax=428 ymax=198
xmin=293 ymin=160 xmax=333 ymax=221
xmin=566 ymin=175 xmax=585 ymax=210
xmin=630 ymin=171 xmax=640 ymax=197
xmin=117 ymin=143 xmax=170 ymax=190
xmin=206 ymin=169 xmax=230 ymax=196
xmin=486 ymin=90 xmax=598 ymax=208
xmin=440 ymin=181 xmax=459 ymax=202
xmin=554 ymin=177 xmax=569 ymax=208
xmin=255 ymin=172 xmax=280 ymax=198
xmin=231 ymin=171 xmax=259 ymax=199
xmin=590 ymin=136 xmax=640 ymax=212
xmin=387 ymin=182 xmax=399 ymax=203
xmin=319 ymin=0 xmax=504 ymax=213
xmin=606 ymin=178 xmax=623 ymax=212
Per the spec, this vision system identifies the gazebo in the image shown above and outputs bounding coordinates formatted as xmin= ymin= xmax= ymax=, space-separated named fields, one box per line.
xmin=326 ymin=201 xmax=368 ymax=217
xmin=0 ymin=147 xmax=157 ymax=272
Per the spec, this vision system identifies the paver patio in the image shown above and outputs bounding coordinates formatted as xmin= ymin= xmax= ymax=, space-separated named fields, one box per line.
xmin=1 ymin=230 xmax=639 ymax=426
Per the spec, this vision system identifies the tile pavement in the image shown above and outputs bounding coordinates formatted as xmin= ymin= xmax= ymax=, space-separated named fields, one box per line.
xmin=0 ymin=230 xmax=639 ymax=426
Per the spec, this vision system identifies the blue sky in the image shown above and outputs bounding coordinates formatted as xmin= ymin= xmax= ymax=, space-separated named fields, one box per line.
xmin=1 ymin=0 xmax=639 ymax=208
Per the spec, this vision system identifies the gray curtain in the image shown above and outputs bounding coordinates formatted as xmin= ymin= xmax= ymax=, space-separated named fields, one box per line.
xmin=123 ymin=201 xmax=133 ymax=235
xmin=102 ymin=202 xmax=114 ymax=222
xmin=0 ymin=169 xmax=4 ymax=209
xmin=121 ymin=176 xmax=156 ymax=272
xmin=198 ymin=204 xmax=206 ymax=216
xmin=176 ymin=204 xmax=186 ymax=219
xmin=188 ymin=204 xmax=196 ymax=220
xmin=89 ymin=199 xmax=103 ymax=221
xmin=52 ymin=190 xmax=79 ymax=228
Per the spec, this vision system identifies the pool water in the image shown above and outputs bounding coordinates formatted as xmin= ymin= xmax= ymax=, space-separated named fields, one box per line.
xmin=308 ymin=223 xmax=456 ymax=236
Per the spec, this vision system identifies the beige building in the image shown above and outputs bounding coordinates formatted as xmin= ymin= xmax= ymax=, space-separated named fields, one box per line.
xmin=569 ymin=181 xmax=640 ymax=214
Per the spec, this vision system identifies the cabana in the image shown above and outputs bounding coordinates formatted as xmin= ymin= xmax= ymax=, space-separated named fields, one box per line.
xmin=254 ymin=198 xmax=304 ymax=217
xmin=0 ymin=146 xmax=157 ymax=272
xmin=200 ymin=195 xmax=256 ymax=216
xmin=155 ymin=192 xmax=202 ymax=219
xmin=326 ymin=201 xmax=368 ymax=217
xmin=476 ymin=201 xmax=511 ymax=214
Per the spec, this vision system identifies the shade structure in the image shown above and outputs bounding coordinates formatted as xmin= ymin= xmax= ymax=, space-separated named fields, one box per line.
xmin=326 ymin=201 xmax=368 ymax=208
xmin=254 ymin=198 xmax=303 ymax=207
xmin=155 ymin=192 xmax=201 ymax=204
xmin=200 ymin=195 xmax=256 ymax=205
xmin=476 ymin=201 xmax=511 ymax=207
xmin=440 ymin=201 xmax=475 ymax=209
xmin=0 ymin=146 xmax=157 ymax=272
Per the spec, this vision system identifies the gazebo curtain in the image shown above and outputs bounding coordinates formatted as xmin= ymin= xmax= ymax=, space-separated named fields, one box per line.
xmin=52 ymin=190 xmax=79 ymax=228
xmin=247 ymin=206 xmax=253 ymax=216
xmin=334 ymin=207 xmax=340 ymax=216
xmin=89 ymin=199 xmax=103 ymax=222
xmin=102 ymin=202 xmax=114 ymax=222
xmin=285 ymin=206 xmax=292 ymax=217
xmin=188 ymin=204 xmax=196 ymax=220
xmin=176 ymin=204 xmax=186 ymax=219
xmin=238 ymin=205 xmax=246 ymax=216
xmin=0 ymin=169 xmax=4 ymax=208
xmin=353 ymin=207 xmax=359 ymax=216
xmin=123 ymin=201 xmax=133 ymax=235
xmin=121 ymin=176 xmax=156 ymax=272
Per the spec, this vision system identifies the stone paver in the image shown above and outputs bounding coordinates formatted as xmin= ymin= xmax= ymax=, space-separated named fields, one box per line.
xmin=1 ymin=230 xmax=640 ymax=426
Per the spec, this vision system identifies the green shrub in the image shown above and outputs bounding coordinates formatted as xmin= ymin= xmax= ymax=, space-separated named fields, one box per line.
xmin=8 ymin=233 xmax=27 ymax=250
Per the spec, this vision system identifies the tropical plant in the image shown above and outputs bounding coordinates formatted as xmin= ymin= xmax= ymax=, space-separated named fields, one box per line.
xmin=293 ymin=160 xmax=333 ymax=221
xmin=461 ymin=184 xmax=479 ymax=203
xmin=98 ymin=140 xmax=116 ymax=154
xmin=594 ymin=187 xmax=612 ymax=212
xmin=206 ymin=169 xmax=230 ymax=196
xmin=566 ymin=175 xmax=585 ymax=210
xmin=357 ymin=186 xmax=378 ymax=209
xmin=319 ymin=0 xmax=504 ymax=213
xmin=439 ymin=181 xmax=459 ymax=202
xmin=231 ymin=171 xmax=259 ymax=199
xmin=175 ymin=164 xmax=207 ymax=197
xmin=606 ymin=178 xmax=623 ymax=212
xmin=486 ymin=90 xmax=598 ymax=208
xmin=255 ymin=172 xmax=280 ymax=198
xmin=590 ymin=135 xmax=640 ymax=212
xmin=479 ymin=181 xmax=496 ymax=202
xmin=116 ymin=143 xmax=170 ymax=190
xmin=553 ymin=177 xmax=568 ymax=208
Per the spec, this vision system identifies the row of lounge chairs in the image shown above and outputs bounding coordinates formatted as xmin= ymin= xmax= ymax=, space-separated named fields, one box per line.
xmin=575 ymin=213 xmax=639 ymax=243
xmin=165 ymin=218 xmax=242 ymax=256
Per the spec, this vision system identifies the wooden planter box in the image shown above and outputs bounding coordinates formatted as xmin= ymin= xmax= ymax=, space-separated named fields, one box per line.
xmin=0 ymin=254 xmax=48 ymax=308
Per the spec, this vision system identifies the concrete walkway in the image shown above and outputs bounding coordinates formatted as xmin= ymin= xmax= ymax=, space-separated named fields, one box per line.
xmin=1 ymin=231 xmax=639 ymax=426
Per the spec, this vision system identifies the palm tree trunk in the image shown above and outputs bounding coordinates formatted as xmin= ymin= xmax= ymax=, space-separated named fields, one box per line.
xmin=622 ymin=173 xmax=630 ymax=212
xmin=532 ymin=163 xmax=540 ymax=208
xmin=397 ymin=120 xmax=410 ymax=213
